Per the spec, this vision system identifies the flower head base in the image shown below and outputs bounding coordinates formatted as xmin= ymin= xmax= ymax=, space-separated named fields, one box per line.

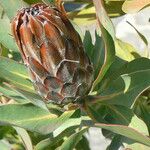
xmin=11 ymin=3 xmax=94 ymax=104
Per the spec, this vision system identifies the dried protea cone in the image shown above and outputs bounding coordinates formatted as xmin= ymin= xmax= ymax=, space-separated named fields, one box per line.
xmin=11 ymin=3 xmax=94 ymax=104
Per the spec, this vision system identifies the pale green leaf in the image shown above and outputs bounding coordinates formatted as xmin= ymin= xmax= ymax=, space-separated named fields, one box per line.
xmin=124 ymin=142 xmax=150 ymax=150
xmin=93 ymin=0 xmax=115 ymax=39
xmin=115 ymin=39 xmax=141 ymax=61
xmin=13 ymin=88 xmax=48 ymax=110
xmin=0 ymin=6 xmax=18 ymax=52
xmin=0 ymin=103 xmax=75 ymax=135
xmin=0 ymin=57 xmax=34 ymax=92
xmin=61 ymin=128 xmax=88 ymax=150
xmin=53 ymin=118 xmax=81 ymax=137
xmin=14 ymin=127 xmax=33 ymax=150
xmin=123 ymin=115 xmax=150 ymax=149
xmin=35 ymin=118 xmax=81 ymax=150
xmin=69 ymin=4 xmax=96 ymax=25
xmin=0 ymin=0 xmax=28 ymax=20
xmin=0 ymin=84 xmax=28 ymax=103
xmin=95 ymin=123 xmax=150 ymax=147
xmin=0 ymin=140 xmax=11 ymax=150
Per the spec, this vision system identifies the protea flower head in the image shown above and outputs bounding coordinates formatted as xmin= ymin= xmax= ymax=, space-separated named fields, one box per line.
xmin=11 ymin=3 xmax=94 ymax=105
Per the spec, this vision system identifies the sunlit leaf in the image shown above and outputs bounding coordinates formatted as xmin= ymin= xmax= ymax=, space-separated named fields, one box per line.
xmin=91 ymin=0 xmax=116 ymax=89
xmin=14 ymin=127 xmax=33 ymax=150
xmin=115 ymin=39 xmax=141 ymax=61
xmin=95 ymin=123 xmax=150 ymax=147
xmin=35 ymin=119 xmax=81 ymax=150
xmin=122 ymin=115 xmax=150 ymax=149
xmin=0 ymin=7 xmax=18 ymax=52
xmin=122 ymin=0 xmax=150 ymax=13
xmin=0 ymin=57 xmax=34 ymax=92
xmin=67 ymin=0 xmax=125 ymax=26
xmin=24 ymin=0 xmax=42 ymax=4
xmin=0 ymin=140 xmax=11 ymax=150
xmin=0 ymin=0 xmax=28 ymax=19
xmin=13 ymin=87 xmax=48 ymax=110
xmin=108 ymin=122 xmax=150 ymax=150
xmin=61 ymin=128 xmax=88 ymax=150
xmin=0 ymin=84 xmax=29 ymax=103
xmin=68 ymin=4 xmax=96 ymax=25
xmin=104 ymin=0 xmax=125 ymax=17
xmin=93 ymin=0 xmax=115 ymax=39
xmin=0 ymin=103 xmax=75 ymax=134
xmin=53 ymin=118 xmax=81 ymax=137
xmin=124 ymin=142 xmax=150 ymax=150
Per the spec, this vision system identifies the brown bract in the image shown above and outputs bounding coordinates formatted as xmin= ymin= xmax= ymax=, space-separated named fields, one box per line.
xmin=11 ymin=3 xmax=94 ymax=104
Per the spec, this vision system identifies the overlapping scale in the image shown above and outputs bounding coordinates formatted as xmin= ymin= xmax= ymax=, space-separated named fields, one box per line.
xmin=11 ymin=3 xmax=94 ymax=104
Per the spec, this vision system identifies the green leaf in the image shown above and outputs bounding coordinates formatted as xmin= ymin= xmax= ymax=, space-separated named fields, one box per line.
xmin=35 ymin=119 xmax=78 ymax=150
xmin=24 ymin=0 xmax=42 ymax=4
xmin=69 ymin=4 xmax=96 ymax=25
xmin=0 ymin=103 xmax=75 ymax=135
xmin=0 ymin=84 xmax=28 ymax=103
xmin=76 ymin=136 xmax=90 ymax=150
xmin=86 ymin=103 xmax=140 ymax=126
xmin=67 ymin=1 xmax=125 ymax=26
xmin=13 ymin=87 xmax=48 ymax=110
xmin=14 ymin=127 xmax=33 ymax=150
xmin=104 ymin=105 xmax=134 ymax=125
xmin=104 ymin=0 xmax=125 ymax=17
xmin=100 ymin=69 xmax=150 ymax=107
xmin=42 ymin=0 xmax=54 ymax=5
xmin=95 ymin=123 xmax=150 ymax=147
xmin=92 ymin=26 xmax=115 ymax=90
xmin=92 ymin=32 xmax=105 ymax=79
xmin=85 ymin=104 xmax=107 ymax=123
xmin=53 ymin=118 xmax=81 ymax=137
xmin=124 ymin=142 xmax=150 ymax=150
xmin=122 ymin=115 xmax=150 ymax=149
xmin=83 ymin=31 xmax=94 ymax=59
xmin=107 ymin=135 xmax=122 ymax=150
xmin=0 ymin=0 xmax=28 ymax=20
xmin=89 ymin=0 xmax=115 ymax=90
xmin=115 ymin=39 xmax=141 ymax=61
xmin=122 ymin=0 xmax=150 ymax=13
xmin=87 ymin=103 xmax=149 ymax=148
xmin=90 ymin=58 xmax=150 ymax=107
xmin=91 ymin=0 xmax=116 ymax=89
xmin=0 ymin=7 xmax=18 ymax=52
xmin=129 ymin=115 xmax=149 ymax=135
xmin=83 ymin=31 xmax=105 ymax=79
xmin=138 ymin=102 xmax=150 ymax=133
xmin=0 ymin=57 xmax=34 ymax=92
xmin=96 ymin=56 xmax=127 ymax=93
xmin=35 ymin=110 xmax=83 ymax=150
xmin=93 ymin=0 xmax=115 ymax=39
xmin=61 ymin=128 xmax=88 ymax=150
xmin=0 ymin=140 xmax=11 ymax=150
